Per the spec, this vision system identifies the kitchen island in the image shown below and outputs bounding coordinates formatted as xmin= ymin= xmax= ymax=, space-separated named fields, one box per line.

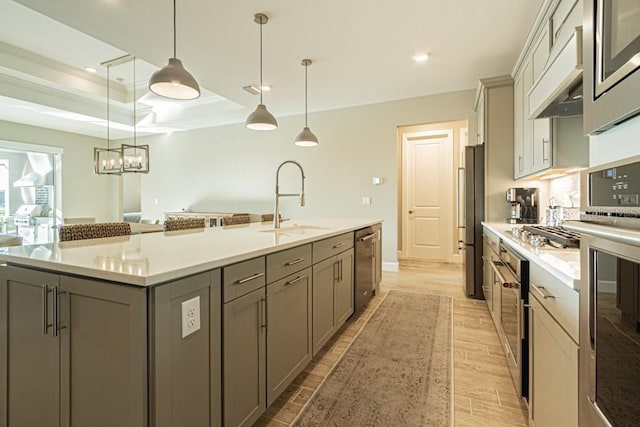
xmin=0 ymin=218 xmax=382 ymax=427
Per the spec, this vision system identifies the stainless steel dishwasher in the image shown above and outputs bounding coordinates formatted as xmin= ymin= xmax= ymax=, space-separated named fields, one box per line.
xmin=355 ymin=226 xmax=377 ymax=313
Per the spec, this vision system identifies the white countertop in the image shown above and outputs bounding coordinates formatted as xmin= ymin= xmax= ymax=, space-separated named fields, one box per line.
xmin=0 ymin=218 xmax=381 ymax=287
xmin=482 ymin=222 xmax=580 ymax=291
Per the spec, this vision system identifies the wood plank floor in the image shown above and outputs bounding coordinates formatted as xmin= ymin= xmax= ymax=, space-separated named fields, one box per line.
xmin=254 ymin=262 xmax=529 ymax=426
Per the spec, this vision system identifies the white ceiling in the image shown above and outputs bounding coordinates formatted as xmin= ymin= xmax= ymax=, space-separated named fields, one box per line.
xmin=0 ymin=0 xmax=543 ymax=139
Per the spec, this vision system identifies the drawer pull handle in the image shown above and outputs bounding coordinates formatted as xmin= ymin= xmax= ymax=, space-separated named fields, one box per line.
xmin=285 ymin=276 xmax=306 ymax=286
xmin=332 ymin=242 xmax=346 ymax=248
xmin=285 ymin=258 xmax=305 ymax=266
xmin=236 ymin=272 xmax=265 ymax=284
xmin=534 ymin=285 xmax=555 ymax=299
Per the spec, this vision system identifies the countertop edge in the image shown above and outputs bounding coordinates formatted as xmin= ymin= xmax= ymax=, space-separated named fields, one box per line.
xmin=0 ymin=218 xmax=383 ymax=287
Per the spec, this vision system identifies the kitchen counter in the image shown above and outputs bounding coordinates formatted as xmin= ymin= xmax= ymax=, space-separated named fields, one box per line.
xmin=482 ymin=222 xmax=580 ymax=291
xmin=0 ymin=218 xmax=381 ymax=287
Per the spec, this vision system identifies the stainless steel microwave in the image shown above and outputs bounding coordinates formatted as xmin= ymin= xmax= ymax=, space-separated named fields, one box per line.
xmin=584 ymin=0 xmax=640 ymax=134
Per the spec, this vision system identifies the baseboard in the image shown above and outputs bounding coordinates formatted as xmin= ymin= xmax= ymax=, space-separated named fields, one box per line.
xmin=382 ymin=262 xmax=399 ymax=272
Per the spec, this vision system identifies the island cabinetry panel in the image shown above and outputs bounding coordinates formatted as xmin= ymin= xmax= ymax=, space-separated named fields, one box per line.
xmin=266 ymin=267 xmax=312 ymax=406
xmin=0 ymin=265 xmax=147 ymax=427
xmin=150 ymin=270 xmax=221 ymax=427
xmin=223 ymin=256 xmax=266 ymax=303
xmin=223 ymin=286 xmax=266 ymax=427
xmin=311 ymin=246 xmax=355 ymax=356
xmin=312 ymin=232 xmax=354 ymax=264
xmin=266 ymin=244 xmax=312 ymax=283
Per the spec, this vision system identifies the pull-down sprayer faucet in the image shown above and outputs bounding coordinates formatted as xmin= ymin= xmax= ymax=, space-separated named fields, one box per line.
xmin=274 ymin=160 xmax=305 ymax=228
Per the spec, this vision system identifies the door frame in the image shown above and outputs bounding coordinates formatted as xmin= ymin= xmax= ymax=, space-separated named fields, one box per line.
xmin=397 ymin=120 xmax=467 ymax=262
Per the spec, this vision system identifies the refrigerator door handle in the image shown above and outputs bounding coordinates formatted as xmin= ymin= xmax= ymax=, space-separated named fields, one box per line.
xmin=457 ymin=167 xmax=465 ymax=229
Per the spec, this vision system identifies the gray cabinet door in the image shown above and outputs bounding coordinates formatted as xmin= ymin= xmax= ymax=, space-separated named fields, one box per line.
xmin=1 ymin=266 xmax=60 ymax=427
xmin=150 ymin=270 xmax=222 ymax=427
xmin=266 ymin=267 xmax=312 ymax=406
xmin=312 ymin=256 xmax=336 ymax=355
xmin=59 ymin=275 xmax=147 ymax=427
xmin=334 ymin=249 xmax=354 ymax=328
xmin=223 ymin=287 xmax=266 ymax=427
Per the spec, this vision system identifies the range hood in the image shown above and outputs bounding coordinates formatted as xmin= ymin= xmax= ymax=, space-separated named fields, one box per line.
xmin=529 ymin=27 xmax=583 ymax=119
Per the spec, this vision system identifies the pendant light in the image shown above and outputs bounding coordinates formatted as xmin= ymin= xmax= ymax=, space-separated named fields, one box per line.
xmin=294 ymin=59 xmax=319 ymax=147
xmin=246 ymin=13 xmax=278 ymax=130
xmin=94 ymin=61 xmax=123 ymax=175
xmin=148 ymin=0 xmax=200 ymax=100
xmin=122 ymin=57 xmax=150 ymax=173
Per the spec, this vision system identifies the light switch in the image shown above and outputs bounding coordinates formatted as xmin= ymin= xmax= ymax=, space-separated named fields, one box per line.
xmin=362 ymin=196 xmax=371 ymax=205
xmin=372 ymin=176 xmax=383 ymax=185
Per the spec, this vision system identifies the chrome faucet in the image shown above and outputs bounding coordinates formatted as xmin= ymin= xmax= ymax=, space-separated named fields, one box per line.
xmin=274 ymin=160 xmax=305 ymax=228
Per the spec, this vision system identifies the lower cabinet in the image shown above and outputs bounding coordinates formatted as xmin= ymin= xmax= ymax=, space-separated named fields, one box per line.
xmin=0 ymin=266 xmax=148 ymax=427
xmin=223 ymin=287 xmax=266 ymax=427
xmin=266 ymin=268 xmax=312 ymax=406
xmin=529 ymin=292 xmax=578 ymax=427
xmin=312 ymin=249 xmax=354 ymax=356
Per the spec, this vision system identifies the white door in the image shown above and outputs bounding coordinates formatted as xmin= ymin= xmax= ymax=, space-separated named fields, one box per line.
xmin=403 ymin=130 xmax=453 ymax=260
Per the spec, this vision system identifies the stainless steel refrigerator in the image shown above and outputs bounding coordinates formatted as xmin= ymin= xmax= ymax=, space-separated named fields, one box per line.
xmin=458 ymin=144 xmax=485 ymax=299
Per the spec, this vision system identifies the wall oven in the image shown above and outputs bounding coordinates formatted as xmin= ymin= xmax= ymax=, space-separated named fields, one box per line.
xmin=584 ymin=0 xmax=640 ymax=134
xmin=564 ymin=156 xmax=640 ymax=426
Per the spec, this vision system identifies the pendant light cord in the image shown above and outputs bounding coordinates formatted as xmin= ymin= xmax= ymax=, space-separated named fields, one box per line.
xmin=107 ymin=64 xmax=110 ymax=149
xmin=259 ymin=19 xmax=263 ymax=104
xmin=133 ymin=58 xmax=137 ymax=153
xmin=304 ymin=63 xmax=308 ymax=127
xmin=173 ymin=0 xmax=177 ymax=58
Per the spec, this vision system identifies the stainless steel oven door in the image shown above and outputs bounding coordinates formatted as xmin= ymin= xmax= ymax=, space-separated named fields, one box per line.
xmin=570 ymin=221 xmax=640 ymax=427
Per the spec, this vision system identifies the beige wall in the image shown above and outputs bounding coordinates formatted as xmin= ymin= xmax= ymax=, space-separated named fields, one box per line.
xmin=139 ymin=90 xmax=477 ymax=265
xmin=0 ymin=120 xmax=118 ymax=222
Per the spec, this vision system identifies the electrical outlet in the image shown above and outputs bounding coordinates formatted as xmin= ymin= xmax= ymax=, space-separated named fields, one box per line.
xmin=362 ymin=196 xmax=371 ymax=205
xmin=181 ymin=296 xmax=201 ymax=338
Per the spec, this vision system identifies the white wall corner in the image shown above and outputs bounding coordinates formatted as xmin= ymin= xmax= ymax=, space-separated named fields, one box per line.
xmin=382 ymin=262 xmax=399 ymax=272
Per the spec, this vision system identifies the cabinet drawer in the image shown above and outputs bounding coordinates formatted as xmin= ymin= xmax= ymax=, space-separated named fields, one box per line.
xmin=312 ymin=232 xmax=353 ymax=263
xmin=529 ymin=262 xmax=579 ymax=342
xmin=267 ymin=244 xmax=312 ymax=284
xmin=223 ymin=257 xmax=266 ymax=303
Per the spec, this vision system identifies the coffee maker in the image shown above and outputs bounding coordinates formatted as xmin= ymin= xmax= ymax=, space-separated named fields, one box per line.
xmin=506 ymin=187 xmax=539 ymax=224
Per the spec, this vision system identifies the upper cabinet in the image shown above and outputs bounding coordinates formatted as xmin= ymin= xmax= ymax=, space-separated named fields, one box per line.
xmin=512 ymin=0 xmax=588 ymax=179
xmin=583 ymin=0 xmax=640 ymax=134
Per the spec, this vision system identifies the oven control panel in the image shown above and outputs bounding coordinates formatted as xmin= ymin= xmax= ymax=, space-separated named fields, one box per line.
xmin=589 ymin=160 xmax=640 ymax=207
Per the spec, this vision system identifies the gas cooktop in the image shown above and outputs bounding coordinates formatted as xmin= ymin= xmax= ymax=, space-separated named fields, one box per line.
xmin=522 ymin=225 xmax=581 ymax=248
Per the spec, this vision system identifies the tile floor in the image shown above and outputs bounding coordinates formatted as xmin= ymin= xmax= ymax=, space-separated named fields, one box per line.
xmin=254 ymin=262 xmax=529 ymax=426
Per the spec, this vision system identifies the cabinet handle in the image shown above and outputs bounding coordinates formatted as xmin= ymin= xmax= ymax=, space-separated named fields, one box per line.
xmin=519 ymin=155 xmax=524 ymax=172
xmin=332 ymin=242 xmax=345 ymax=249
xmin=42 ymin=285 xmax=51 ymax=335
xmin=285 ymin=258 xmax=304 ymax=266
xmin=333 ymin=261 xmax=339 ymax=282
xmin=260 ymin=298 xmax=267 ymax=330
xmin=533 ymin=284 xmax=555 ymax=299
xmin=52 ymin=287 xmax=60 ymax=337
xmin=236 ymin=272 xmax=265 ymax=284
xmin=339 ymin=259 xmax=343 ymax=282
xmin=542 ymin=139 xmax=550 ymax=162
xmin=285 ymin=275 xmax=306 ymax=286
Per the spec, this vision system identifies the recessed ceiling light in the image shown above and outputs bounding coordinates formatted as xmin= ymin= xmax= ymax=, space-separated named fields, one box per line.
xmin=413 ymin=53 xmax=430 ymax=63
xmin=85 ymin=66 xmax=97 ymax=73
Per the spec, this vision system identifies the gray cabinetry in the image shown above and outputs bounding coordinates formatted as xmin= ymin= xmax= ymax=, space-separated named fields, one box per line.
xmin=222 ymin=257 xmax=267 ymax=427
xmin=312 ymin=256 xmax=336 ymax=355
xmin=223 ymin=286 xmax=266 ymax=427
xmin=334 ymin=249 xmax=354 ymax=327
xmin=266 ymin=267 xmax=312 ymax=406
xmin=0 ymin=265 xmax=148 ymax=427
xmin=150 ymin=271 xmax=222 ymax=427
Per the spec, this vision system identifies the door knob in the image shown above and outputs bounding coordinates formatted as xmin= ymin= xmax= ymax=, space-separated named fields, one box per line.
xmin=408 ymin=210 xmax=414 ymax=214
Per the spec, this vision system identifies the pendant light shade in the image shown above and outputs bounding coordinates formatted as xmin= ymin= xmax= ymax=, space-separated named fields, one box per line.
xmin=148 ymin=0 xmax=200 ymax=100
xmin=246 ymin=13 xmax=278 ymax=130
xmin=294 ymin=59 xmax=318 ymax=147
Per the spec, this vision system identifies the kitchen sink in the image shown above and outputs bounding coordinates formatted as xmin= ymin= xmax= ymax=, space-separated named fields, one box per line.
xmin=259 ymin=224 xmax=331 ymax=234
